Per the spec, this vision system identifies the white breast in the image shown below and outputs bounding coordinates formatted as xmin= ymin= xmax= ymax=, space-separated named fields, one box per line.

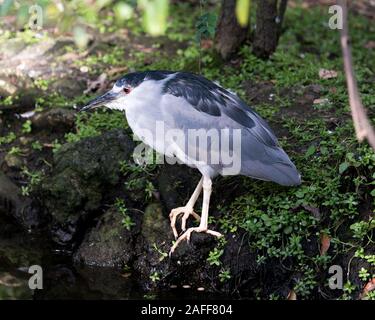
xmin=123 ymin=79 xmax=169 ymax=155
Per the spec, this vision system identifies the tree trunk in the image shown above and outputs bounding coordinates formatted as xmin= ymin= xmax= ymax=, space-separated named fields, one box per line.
xmin=253 ymin=0 xmax=288 ymax=59
xmin=214 ymin=0 xmax=248 ymax=60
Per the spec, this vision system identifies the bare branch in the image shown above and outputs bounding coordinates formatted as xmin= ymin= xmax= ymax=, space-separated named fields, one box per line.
xmin=338 ymin=0 xmax=375 ymax=150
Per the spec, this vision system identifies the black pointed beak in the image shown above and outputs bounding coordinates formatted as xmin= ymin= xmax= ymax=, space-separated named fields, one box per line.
xmin=79 ymin=91 xmax=119 ymax=112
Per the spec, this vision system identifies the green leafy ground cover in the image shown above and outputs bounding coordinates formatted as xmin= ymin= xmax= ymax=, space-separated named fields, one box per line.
xmin=0 ymin=2 xmax=373 ymax=299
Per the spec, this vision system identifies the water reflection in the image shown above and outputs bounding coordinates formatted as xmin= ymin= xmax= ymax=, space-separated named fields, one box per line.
xmin=0 ymin=232 xmax=139 ymax=299
xmin=0 ymin=218 xmax=225 ymax=300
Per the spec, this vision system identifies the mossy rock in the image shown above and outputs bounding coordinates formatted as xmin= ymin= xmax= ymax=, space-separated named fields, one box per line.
xmin=40 ymin=129 xmax=134 ymax=244
xmin=141 ymin=203 xmax=170 ymax=245
xmin=31 ymin=108 xmax=76 ymax=132
xmin=0 ymin=172 xmax=41 ymax=230
xmin=73 ymin=207 xmax=141 ymax=268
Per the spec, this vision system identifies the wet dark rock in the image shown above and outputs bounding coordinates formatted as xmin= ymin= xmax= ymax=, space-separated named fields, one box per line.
xmin=141 ymin=203 xmax=171 ymax=245
xmin=34 ymin=264 xmax=136 ymax=300
xmin=133 ymin=203 xmax=217 ymax=290
xmin=76 ymin=266 xmax=135 ymax=299
xmin=133 ymin=225 xmax=261 ymax=294
xmin=132 ymin=202 xmax=172 ymax=290
xmin=50 ymin=78 xmax=86 ymax=99
xmin=0 ymin=172 xmax=42 ymax=230
xmin=31 ymin=108 xmax=76 ymax=132
xmin=72 ymin=198 xmax=229 ymax=293
xmin=169 ymin=233 xmax=218 ymax=266
xmin=33 ymin=264 xmax=84 ymax=300
xmin=157 ymin=164 xmax=200 ymax=212
xmin=0 ymin=236 xmax=44 ymax=268
xmin=220 ymin=232 xmax=259 ymax=291
xmin=74 ymin=207 xmax=141 ymax=268
xmin=168 ymin=232 xmax=255 ymax=293
xmin=39 ymin=129 xmax=135 ymax=244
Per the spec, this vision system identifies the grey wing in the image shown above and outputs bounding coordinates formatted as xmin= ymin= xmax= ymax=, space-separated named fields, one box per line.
xmin=161 ymin=72 xmax=301 ymax=185
xmin=163 ymin=72 xmax=278 ymax=147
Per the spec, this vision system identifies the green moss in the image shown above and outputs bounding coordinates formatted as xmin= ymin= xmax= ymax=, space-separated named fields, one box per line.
xmin=0 ymin=132 xmax=16 ymax=145
xmin=65 ymin=109 xmax=128 ymax=143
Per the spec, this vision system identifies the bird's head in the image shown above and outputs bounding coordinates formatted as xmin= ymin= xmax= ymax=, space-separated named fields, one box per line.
xmin=79 ymin=72 xmax=146 ymax=112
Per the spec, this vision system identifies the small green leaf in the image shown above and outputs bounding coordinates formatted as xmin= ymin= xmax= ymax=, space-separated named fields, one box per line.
xmin=284 ymin=226 xmax=293 ymax=234
xmin=320 ymin=146 xmax=328 ymax=155
xmin=339 ymin=162 xmax=349 ymax=174
xmin=261 ymin=213 xmax=272 ymax=226
xmin=305 ymin=145 xmax=316 ymax=158
xmin=235 ymin=0 xmax=251 ymax=27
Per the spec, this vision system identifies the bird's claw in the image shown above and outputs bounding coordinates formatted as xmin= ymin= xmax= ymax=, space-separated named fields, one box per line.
xmin=169 ymin=227 xmax=222 ymax=256
xmin=169 ymin=207 xmax=200 ymax=239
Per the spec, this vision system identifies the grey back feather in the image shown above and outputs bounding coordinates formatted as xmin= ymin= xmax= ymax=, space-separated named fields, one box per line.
xmin=162 ymin=72 xmax=278 ymax=148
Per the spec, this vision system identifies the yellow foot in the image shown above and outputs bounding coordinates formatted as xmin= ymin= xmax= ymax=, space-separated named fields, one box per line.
xmin=169 ymin=207 xmax=200 ymax=239
xmin=169 ymin=227 xmax=222 ymax=256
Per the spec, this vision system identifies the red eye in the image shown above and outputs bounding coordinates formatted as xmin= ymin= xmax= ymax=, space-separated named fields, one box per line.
xmin=123 ymin=87 xmax=131 ymax=94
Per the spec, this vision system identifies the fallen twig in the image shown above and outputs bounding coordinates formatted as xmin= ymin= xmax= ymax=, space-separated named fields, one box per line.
xmin=338 ymin=0 xmax=375 ymax=150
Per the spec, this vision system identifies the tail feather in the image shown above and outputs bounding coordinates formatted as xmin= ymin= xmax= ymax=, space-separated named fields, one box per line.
xmin=240 ymin=147 xmax=301 ymax=186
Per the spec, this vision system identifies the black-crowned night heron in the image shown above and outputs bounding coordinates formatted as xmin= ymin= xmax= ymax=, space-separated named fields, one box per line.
xmin=80 ymin=70 xmax=301 ymax=254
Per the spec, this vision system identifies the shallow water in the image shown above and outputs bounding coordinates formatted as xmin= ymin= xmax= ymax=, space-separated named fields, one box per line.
xmin=0 ymin=221 xmax=224 ymax=300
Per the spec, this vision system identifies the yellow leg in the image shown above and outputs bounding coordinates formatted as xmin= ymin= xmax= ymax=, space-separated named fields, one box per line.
xmin=169 ymin=177 xmax=203 ymax=239
xmin=169 ymin=176 xmax=222 ymax=255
